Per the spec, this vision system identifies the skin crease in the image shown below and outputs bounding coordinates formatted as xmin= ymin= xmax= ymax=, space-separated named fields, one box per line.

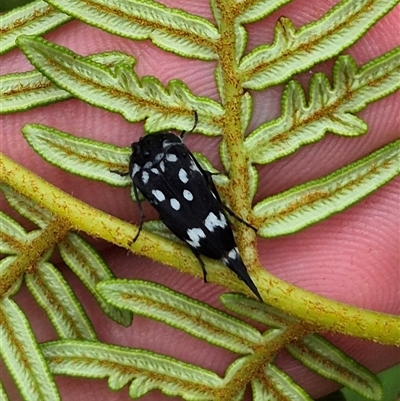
xmin=1 ymin=1 xmax=399 ymax=400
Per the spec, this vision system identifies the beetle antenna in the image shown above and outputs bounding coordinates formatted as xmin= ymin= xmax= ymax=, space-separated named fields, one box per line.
xmin=181 ymin=110 xmax=198 ymax=139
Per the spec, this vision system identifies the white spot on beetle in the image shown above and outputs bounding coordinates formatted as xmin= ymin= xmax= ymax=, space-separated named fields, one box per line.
xmin=186 ymin=228 xmax=206 ymax=248
xmin=179 ymin=168 xmax=188 ymax=183
xmin=189 ymin=160 xmax=199 ymax=171
xmin=163 ymin=140 xmax=173 ymax=149
xmin=183 ymin=189 xmax=193 ymax=201
xmin=170 ymin=198 xmax=180 ymax=210
xmin=204 ymin=212 xmax=218 ymax=232
xmin=221 ymin=257 xmax=228 ymax=265
xmin=141 ymin=171 xmax=149 ymax=184
xmin=151 ymin=168 xmax=159 ymax=174
xmin=155 ymin=153 xmax=163 ymax=162
xmin=166 ymin=153 xmax=178 ymax=162
xmin=228 ymin=247 xmax=239 ymax=260
xmin=143 ymin=161 xmax=152 ymax=169
xmin=219 ymin=212 xmax=227 ymax=227
xmin=131 ymin=163 xmax=140 ymax=178
xmin=204 ymin=212 xmax=227 ymax=232
xmin=152 ymin=189 xmax=165 ymax=202
xmin=159 ymin=161 xmax=165 ymax=172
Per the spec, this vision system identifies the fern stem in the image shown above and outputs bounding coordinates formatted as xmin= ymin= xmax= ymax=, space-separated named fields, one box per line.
xmin=216 ymin=1 xmax=260 ymax=272
xmin=0 ymin=218 xmax=69 ymax=297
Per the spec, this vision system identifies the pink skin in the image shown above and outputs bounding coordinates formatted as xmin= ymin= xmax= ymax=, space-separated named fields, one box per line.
xmin=1 ymin=1 xmax=399 ymax=399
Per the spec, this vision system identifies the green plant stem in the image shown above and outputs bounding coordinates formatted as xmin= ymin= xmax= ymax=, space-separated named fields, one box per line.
xmin=0 ymin=218 xmax=70 ymax=296
xmin=216 ymin=1 xmax=261 ymax=272
xmin=217 ymin=326 xmax=306 ymax=401
xmin=1 ymin=153 xmax=399 ymax=345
